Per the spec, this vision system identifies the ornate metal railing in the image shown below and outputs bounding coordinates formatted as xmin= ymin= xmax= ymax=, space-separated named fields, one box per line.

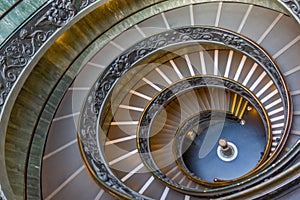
xmin=137 ymin=76 xmax=272 ymax=195
xmin=0 ymin=0 xmax=297 ymax=115
xmin=79 ymin=26 xmax=292 ymax=199
xmin=0 ymin=0 xmax=300 ymax=199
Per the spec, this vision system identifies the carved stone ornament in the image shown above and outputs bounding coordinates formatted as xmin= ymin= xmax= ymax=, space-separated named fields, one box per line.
xmin=79 ymin=26 xmax=291 ymax=198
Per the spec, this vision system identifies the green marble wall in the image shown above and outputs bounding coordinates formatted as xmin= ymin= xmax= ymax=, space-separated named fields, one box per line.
xmin=0 ymin=0 xmax=18 ymax=16
xmin=0 ymin=0 xmax=48 ymax=44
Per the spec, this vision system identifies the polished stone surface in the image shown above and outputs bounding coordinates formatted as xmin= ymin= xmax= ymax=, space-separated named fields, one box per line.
xmin=182 ymin=110 xmax=266 ymax=182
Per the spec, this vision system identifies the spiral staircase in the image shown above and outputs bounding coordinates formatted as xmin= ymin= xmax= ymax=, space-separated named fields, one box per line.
xmin=1 ymin=1 xmax=300 ymax=200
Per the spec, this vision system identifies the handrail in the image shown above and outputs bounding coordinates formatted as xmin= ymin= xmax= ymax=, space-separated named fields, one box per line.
xmin=79 ymin=26 xmax=292 ymax=199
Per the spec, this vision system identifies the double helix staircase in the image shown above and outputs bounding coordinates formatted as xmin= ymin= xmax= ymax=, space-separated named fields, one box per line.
xmin=41 ymin=2 xmax=300 ymax=199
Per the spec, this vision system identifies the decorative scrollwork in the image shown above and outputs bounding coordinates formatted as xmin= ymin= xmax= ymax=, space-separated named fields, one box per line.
xmin=0 ymin=0 xmax=108 ymax=113
xmin=36 ymin=0 xmax=76 ymax=27
xmin=0 ymin=0 xmax=78 ymax=111
xmin=137 ymin=76 xmax=271 ymax=192
xmin=80 ymin=0 xmax=98 ymax=9
xmin=281 ymin=0 xmax=300 ymax=18
xmin=0 ymin=0 xmax=296 ymax=199
xmin=80 ymin=26 xmax=291 ymax=199
xmin=0 ymin=28 xmax=51 ymax=105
